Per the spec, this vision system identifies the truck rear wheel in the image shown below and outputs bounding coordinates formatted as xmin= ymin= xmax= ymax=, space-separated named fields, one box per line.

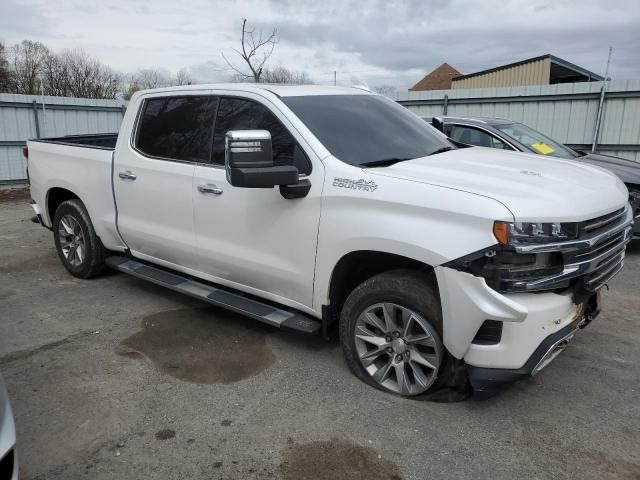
xmin=53 ymin=199 xmax=107 ymax=279
xmin=339 ymin=270 xmax=469 ymax=401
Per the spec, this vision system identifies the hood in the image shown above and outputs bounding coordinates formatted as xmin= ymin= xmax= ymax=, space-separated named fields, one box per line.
xmin=576 ymin=152 xmax=640 ymax=186
xmin=368 ymin=147 xmax=629 ymax=222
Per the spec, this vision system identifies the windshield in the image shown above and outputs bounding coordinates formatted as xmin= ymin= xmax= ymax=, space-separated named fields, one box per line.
xmin=281 ymin=94 xmax=453 ymax=166
xmin=493 ymin=123 xmax=579 ymax=159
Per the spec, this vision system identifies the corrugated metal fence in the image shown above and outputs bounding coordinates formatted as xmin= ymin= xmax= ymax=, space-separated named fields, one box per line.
xmin=392 ymin=79 xmax=640 ymax=161
xmin=2 ymin=83 xmax=639 ymax=182
xmin=0 ymin=93 xmax=125 ymax=183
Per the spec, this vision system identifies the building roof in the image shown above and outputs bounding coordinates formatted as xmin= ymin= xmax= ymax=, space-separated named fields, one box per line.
xmin=452 ymin=54 xmax=603 ymax=84
xmin=409 ymin=63 xmax=461 ymax=91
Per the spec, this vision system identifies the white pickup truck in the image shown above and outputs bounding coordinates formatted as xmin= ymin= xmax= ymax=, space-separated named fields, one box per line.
xmin=27 ymin=84 xmax=633 ymax=399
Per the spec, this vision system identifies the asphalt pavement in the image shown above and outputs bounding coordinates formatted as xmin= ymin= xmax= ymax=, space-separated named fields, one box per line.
xmin=1 ymin=196 xmax=639 ymax=479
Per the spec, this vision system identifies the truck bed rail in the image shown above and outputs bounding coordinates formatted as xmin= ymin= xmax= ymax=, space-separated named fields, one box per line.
xmin=30 ymin=133 xmax=117 ymax=150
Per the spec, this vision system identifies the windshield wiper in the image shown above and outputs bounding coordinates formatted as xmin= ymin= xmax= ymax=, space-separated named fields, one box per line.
xmin=360 ymin=157 xmax=411 ymax=168
xmin=428 ymin=146 xmax=455 ymax=156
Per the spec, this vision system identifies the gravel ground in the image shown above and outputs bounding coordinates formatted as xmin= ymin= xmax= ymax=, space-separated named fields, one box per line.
xmin=0 ymin=197 xmax=639 ymax=480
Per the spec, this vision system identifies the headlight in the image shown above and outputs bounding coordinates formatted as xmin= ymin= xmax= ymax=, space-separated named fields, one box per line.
xmin=493 ymin=221 xmax=578 ymax=245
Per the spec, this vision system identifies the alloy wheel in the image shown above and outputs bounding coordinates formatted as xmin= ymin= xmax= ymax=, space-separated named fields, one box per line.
xmin=354 ymin=302 xmax=442 ymax=395
xmin=58 ymin=214 xmax=86 ymax=267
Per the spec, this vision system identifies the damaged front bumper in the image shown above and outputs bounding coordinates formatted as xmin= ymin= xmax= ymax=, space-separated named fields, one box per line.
xmin=435 ymin=266 xmax=601 ymax=399
xmin=467 ymin=308 xmax=597 ymax=399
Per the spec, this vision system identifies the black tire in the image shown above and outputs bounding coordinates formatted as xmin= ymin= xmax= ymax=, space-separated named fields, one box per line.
xmin=339 ymin=269 xmax=470 ymax=401
xmin=53 ymin=199 xmax=107 ymax=279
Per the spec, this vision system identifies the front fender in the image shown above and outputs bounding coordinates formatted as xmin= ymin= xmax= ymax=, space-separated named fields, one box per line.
xmin=313 ymin=161 xmax=513 ymax=309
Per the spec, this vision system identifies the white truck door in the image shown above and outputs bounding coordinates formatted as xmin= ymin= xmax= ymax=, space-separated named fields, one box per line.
xmin=192 ymin=96 xmax=323 ymax=310
xmin=114 ymin=95 xmax=217 ymax=269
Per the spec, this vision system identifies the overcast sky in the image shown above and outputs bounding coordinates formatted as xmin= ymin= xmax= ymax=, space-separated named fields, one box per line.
xmin=1 ymin=0 xmax=639 ymax=90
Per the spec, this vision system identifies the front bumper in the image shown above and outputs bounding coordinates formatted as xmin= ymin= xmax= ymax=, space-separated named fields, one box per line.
xmin=468 ymin=320 xmax=588 ymax=399
xmin=435 ymin=266 xmax=601 ymax=398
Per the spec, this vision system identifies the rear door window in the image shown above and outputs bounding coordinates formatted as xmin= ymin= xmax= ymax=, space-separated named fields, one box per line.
xmin=135 ymin=96 xmax=217 ymax=163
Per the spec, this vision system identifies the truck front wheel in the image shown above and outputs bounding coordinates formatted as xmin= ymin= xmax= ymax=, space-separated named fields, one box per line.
xmin=340 ymin=270 xmax=468 ymax=400
xmin=53 ymin=199 xmax=107 ymax=279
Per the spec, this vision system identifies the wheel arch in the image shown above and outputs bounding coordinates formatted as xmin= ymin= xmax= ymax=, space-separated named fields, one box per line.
xmin=323 ymin=250 xmax=437 ymax=333
xmin=46 ymin=187 xmax=80 ymax=225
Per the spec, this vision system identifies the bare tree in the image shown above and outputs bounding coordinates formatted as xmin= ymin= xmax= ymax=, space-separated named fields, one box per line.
xmin=174 ymin=68 xmax=193 ymax=86
xmin=122 ymin=68 xmax=196 ymax=99
xmin=263 ymin=66 xmax=312 ymax=84
xmin=40 ymin=50 xmax=69 ymax=96
xmin=40 ymin=50 xmax=121 ymax=99
xmin=222 ymin=18 xmax=278 ymax=83
xmin=9 ymin=40 xmax=49 ymax=94
xmin=0 ymin=42 xmax=12 ymax=92
xmin=133 ymin=69 xmax=172 ymax=89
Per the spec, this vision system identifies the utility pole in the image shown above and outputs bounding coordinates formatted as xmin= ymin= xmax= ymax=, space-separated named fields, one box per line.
xmin=333 ymin=71 xmax=336 ymax=86
xmin=592 ymin=47 xmax=613 ymax=153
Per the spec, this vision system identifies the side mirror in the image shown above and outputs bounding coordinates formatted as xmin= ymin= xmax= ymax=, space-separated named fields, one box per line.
xmin=225 ymin=130 xmax=299 ymax=188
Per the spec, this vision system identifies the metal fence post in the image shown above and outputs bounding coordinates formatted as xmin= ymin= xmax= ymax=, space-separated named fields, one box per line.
xmin=32 ymin=100 xmax=41 ymax=138
xmin=592 ymin=84 xmax=606 ymax=153
xmin=443 ymin=94 xmax=449 ymax=115
xmin=592 ymin=48 xmax=613 ymax=153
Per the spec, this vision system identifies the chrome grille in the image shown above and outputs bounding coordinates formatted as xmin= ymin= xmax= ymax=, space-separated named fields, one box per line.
xmin=511 ymin=204 xmax=633 ymax=292
xmin=568 ymin=228 xmax=629 ymax=291
xmin=580 ymin=207 xmax=626 ymax=234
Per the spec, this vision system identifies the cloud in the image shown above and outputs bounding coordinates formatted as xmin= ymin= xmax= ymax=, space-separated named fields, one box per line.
xmin=259 ymin=0 xmax=640 ymax=84
xmin=0 ymin=0 xmax=638 ymax=90
xmin=189 ymin=61 xmax=236 ymax=83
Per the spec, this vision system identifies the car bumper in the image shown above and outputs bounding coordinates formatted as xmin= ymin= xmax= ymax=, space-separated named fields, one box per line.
xmin=468 ymin=321 xmax=587 ymax=399
xmin=435 ymin=266 xmax=601 ymax=397
xmin=0 ymin=380 xmax=17 ymax=480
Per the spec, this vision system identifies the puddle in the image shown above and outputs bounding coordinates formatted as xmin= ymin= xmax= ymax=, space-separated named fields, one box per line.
xmin=281 ymin=440 xmax=402 ymax=480
xmin=120 ymin=307 xmax=275 ymax=384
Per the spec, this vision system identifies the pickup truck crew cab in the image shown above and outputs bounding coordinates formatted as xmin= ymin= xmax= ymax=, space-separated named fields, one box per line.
xmin=27 ymin=84 xmax=633 ymax=399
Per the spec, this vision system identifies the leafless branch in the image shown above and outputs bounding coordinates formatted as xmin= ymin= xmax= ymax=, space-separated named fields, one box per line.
xmin=221 ymin=18 xmax=279 ymax=82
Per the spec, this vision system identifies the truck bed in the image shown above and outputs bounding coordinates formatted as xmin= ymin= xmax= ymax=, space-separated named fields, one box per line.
xmin=32 ymin=133 xmax=118 ymax=150
xmin=27 ymin=133 xmax=123 ymax=250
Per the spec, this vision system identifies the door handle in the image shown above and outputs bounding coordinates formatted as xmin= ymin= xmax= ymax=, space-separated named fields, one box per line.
xmin=118 ymin=170 xmax=137 ymax=181
xmin=198 ymin=184 xmax=223 ymax=195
